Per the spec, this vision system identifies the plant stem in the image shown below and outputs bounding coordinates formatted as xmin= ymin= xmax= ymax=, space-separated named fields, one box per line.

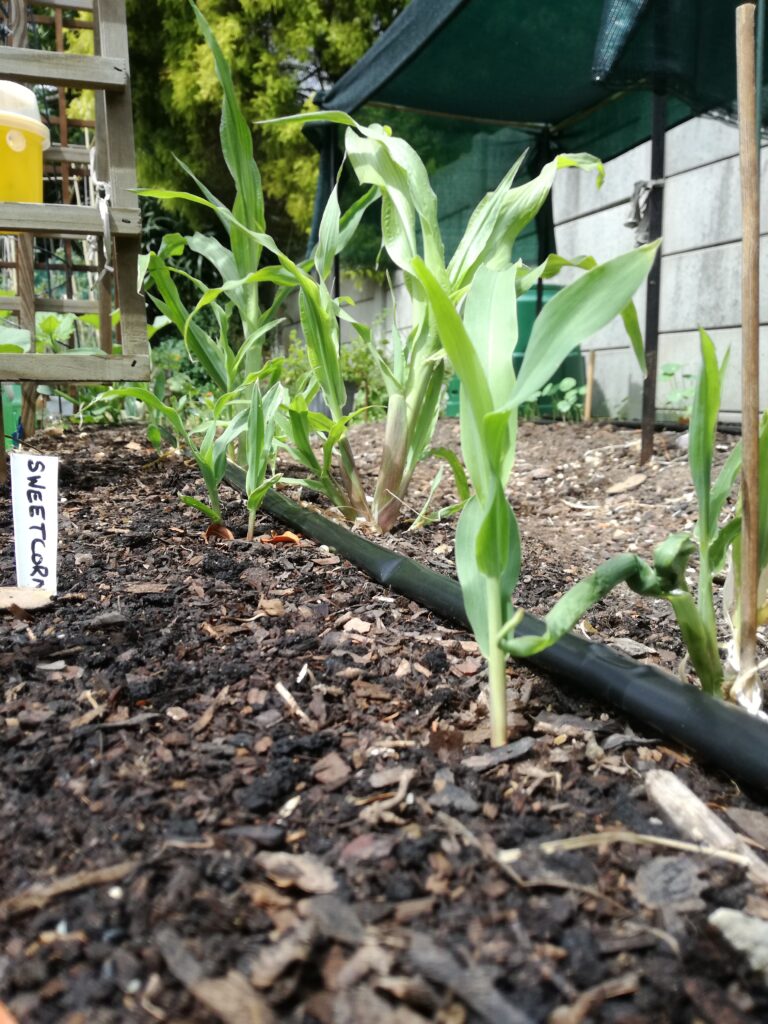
xmin=338 ymin=437 xmax=371 ymax=521
xmin=486 ymin=576 xmax=508 ymax=748
xmin=247 ymin=507 xmax=256 ymax=542
xmin=668 ymin=590 xmax=723 ymax=697
xmin=696 ymin=533 xmax=717 ymax=641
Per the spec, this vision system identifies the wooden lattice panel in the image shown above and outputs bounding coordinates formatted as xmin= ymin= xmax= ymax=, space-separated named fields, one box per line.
xmin=0 ymin=0 xmax=149 ymax=383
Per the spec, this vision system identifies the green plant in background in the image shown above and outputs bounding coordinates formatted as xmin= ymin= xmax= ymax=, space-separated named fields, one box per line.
xmin=126 ymin=0 xmax=406 ymax=258
xmin=520 ymin=376 xmax=587 ymax=422
xmin=501 ymin=330 xmax=768 ymax=712
xmin=137 ymin=0 xmax=293 ymax=403
xmin=414 ymin=239 xmax=658 ymax=746
xmin=659 ymin=360 xmax=696 ymax=422
xmin=278 ymin=328 xmax=387 ymax=419
xmin=126 ymin=3 xmax=382 ymax=529
xmin=243 ymin=378 xmax=285 ymax=540
xmin=0 ymin=289 xmax=30 ymax=353
xmin=105 ymin=384 xmax=248 ymax=523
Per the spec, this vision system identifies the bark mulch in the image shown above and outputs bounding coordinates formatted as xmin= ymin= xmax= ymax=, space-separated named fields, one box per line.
xmin=1 ymin=420 xmax=767 ymax=1024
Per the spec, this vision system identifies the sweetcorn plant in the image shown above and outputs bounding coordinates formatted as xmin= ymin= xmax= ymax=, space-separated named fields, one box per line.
xmin=137 ymin=2 xmax=289 ymax=397
xmin=258 ymin=111 xmax=648 ymax=533
xmin=501 ymin=329 xmax=768 ymax=716
xmin=413 ymin=244 xmax=658 ymax=746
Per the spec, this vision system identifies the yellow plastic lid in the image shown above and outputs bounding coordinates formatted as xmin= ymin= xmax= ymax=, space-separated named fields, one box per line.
xmin=0 ymin=80 xmax=51 ymax=149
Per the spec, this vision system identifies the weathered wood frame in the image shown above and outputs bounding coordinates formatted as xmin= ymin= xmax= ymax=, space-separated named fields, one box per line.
xmin=0 ymin=0 xmax=150 ymax=384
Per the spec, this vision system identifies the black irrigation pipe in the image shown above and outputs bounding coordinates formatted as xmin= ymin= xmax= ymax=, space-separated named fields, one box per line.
xmin=225 ymin=464 xmax=768 ymax=796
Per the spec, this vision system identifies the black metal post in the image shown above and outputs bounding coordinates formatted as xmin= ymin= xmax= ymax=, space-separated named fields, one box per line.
xmin=640 ymin=92 xmax=666 ymax=464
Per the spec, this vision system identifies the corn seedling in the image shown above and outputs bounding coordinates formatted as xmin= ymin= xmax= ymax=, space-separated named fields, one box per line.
xmin=411 ymin=241 xmax=658 ymax=746
xmin=501 ymin=330 xmax=768 ymax=713
xmin=244 ymin=379 xmax=285 ymax=540
xmin=259 ymin=111 xmax=648 ymax=533
xmin=106 ymin=385 xmax=248 ymax=523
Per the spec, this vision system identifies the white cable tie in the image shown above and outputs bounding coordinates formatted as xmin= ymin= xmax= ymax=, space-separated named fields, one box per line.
xmin=96 ymin=185 xmax=113 ymax=282
xmin=89 ymin=148 xmax=114 ymax=282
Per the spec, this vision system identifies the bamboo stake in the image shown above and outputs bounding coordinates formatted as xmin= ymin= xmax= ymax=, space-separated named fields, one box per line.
xmin=9 ymin=1 xmax=38 ymax=439
xmin=736 ymin=2 xmax=760 ymax=685
xmin=583 ymin=350 xmax=596 ymax=423
xmin=0 ymin=394 xmax=7 ymax=487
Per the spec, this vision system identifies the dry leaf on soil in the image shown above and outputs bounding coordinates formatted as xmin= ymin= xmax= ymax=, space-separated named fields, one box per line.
xmin=255 ymin=851 xmax=337 ymax=894
xmin=344 ymin=616 xmax=372 ymax=634
xmin=204 ymin=523 xmax=235 ymax=543
xmin=258 ymin=597 xmax=285 ymax=616
xmin=0 ymin=587 xmax=53 ymax=614
xmin=123 ymin=581 xmax=169 ymax=595
xmin=606 ymin=473 xmax=646 ymax=495
xmin=259 ymin=530 xmax=302 ymax=545
xmin=312 ymin=751 xmax=352 ymax=789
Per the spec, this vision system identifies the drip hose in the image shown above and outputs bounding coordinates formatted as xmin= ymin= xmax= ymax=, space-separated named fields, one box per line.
xmin=225 ymin=464 xmax=768 ymax=794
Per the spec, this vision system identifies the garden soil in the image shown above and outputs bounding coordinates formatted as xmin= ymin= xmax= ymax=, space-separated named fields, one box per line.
xmin=2 ymin=419 xmax=768 ymax=1023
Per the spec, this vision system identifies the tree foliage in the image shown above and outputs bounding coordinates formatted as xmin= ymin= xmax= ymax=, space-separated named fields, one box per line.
xmin=126 ymin=0 xmax=407 ymax=257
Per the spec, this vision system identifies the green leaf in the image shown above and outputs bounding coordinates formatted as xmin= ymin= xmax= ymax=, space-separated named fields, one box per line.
xmin=410 ymin=258 xmax=493 ymax=432
xmin=463 ymin=265 xmax=519 ymax=410
xmin=450 ymin=153 xmax=603 ymax=289
xmin=710 ymin=440 xmax=742 ymax=527
xmin=189 ymin=1 xmax=264 ymax=233
xmin=759 ymin=414 xmax=768 ymax=568
xmin=448 ymin=152 xmax=527 ymax=288
xmin=688 ymin=328 xmax=723 ymax=538
xmin=651 ymin=532 xmax=697 ymax=592
xmin=456 ymin=495 xmax=521 ymax=658
xmin=710 ymin=515 xmax=742 ymax=572
xmin=403 ymin=361 xmax=445 ymax=479
xmin=246 ymin=476 xmax=280 ymax=512
xmin=501 ymin=552 xmax=657 ymax=657
xmin=102 ymin=386 xmax=186 ymax=440
xmin=619 ymin=299 xmax=646 ymax=376
xmin=344 ymin=122 xmax=445 ymax=279
xmin=315 ymin=181 xmax=343 ymax=281
xmin=475 ymin=481 xmax=511 ymax=577
xmin=511 ymin=241 xmax=659 ymax=409
xmin=428 ymin=446 xmax=471 ymax=502
xmin=179 ymin=494 xmax=220 ymax=522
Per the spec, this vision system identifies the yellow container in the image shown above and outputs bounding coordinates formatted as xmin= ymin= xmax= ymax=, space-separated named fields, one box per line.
xmin=0 ymin=80 xmax=51 ymax=203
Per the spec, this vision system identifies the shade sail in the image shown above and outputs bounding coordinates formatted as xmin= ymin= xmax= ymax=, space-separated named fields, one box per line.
xmin=311 ymin=0 xmax=762 ymax=262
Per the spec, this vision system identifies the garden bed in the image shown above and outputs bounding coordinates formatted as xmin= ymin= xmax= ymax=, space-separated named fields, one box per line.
xmin=2 ymin=420 xmax=768 ymax=1024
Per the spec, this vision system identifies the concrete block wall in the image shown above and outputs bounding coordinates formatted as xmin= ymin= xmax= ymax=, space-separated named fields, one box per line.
xmin=552 ymin=115 xmax=765 ymax=422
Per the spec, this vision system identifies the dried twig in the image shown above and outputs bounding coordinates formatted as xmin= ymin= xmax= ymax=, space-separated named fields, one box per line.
xmin=0 ymin=860 xmax=139 ymax=920
xmin=646 ymin=769 xmax=768 ymax=886
xmin=523 ymin=829 xmax=752 ymax=869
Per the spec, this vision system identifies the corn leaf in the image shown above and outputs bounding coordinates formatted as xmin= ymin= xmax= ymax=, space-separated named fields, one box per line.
xmin=410 ymin=257 xmax=493 ymax=431
xmin=510 ymin=241 xmax=659 ymax=409
xmin=689 ymin=329 xmax=723 ymax=539
xmin=456 ymin=495 xmax=519 ymax=657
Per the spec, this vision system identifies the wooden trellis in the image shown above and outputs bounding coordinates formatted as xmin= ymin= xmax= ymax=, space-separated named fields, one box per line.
xmin=0 ymin=0 xmax=149 ymax=386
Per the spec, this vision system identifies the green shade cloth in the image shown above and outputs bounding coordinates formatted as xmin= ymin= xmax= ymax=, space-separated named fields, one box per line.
xmin=309 ymin=0 xmax=764 ymax=263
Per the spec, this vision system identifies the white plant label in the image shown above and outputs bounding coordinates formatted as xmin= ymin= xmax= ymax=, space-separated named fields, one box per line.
xmin=10 ymin=453 xmax=59 ymax=595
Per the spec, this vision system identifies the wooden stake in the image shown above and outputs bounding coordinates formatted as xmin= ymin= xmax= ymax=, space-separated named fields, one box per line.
xmin=9 ymin=2 xmax=38 ymax=440
xmin=736 ymin=3 xmax=760 ymax=684
xmin=584 ymin=350 xmax=596 ymax=423
xmin=0 ymin=390 xmax=7 ymax=488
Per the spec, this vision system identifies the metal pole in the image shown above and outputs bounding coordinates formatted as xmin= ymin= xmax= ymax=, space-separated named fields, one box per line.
xmin=736 ymin=2 xmax=760 ymax=690
xmin=639 ymin=92 xmax=666 ymax=464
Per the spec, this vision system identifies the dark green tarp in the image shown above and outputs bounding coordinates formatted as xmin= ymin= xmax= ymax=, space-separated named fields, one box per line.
xmin=310 ymin=0 xmax=764 ymax=263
